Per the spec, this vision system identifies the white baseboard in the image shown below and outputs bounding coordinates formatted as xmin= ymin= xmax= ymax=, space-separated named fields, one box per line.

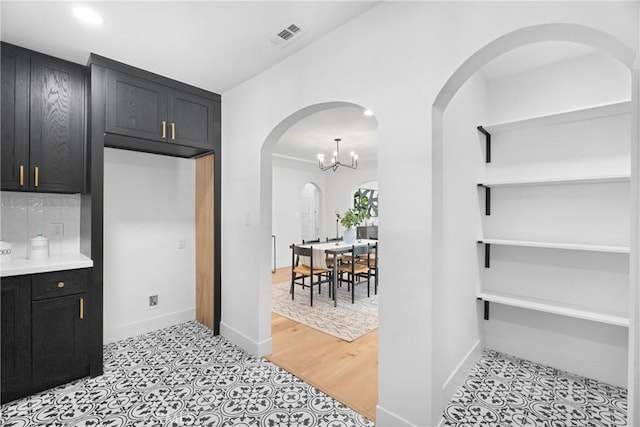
xmin=442 ymin=339 xmax=482 ymax=401
xmin=220 ymin=321 xmax=272 ymax=358
xmin=375 ymin=405 xmax=415 ymax=426
xmin=104 ymin=308 xmax=195 ymax=344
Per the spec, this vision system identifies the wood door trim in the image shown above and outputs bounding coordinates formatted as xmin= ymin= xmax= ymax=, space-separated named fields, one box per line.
xmin=196 ymin=154 xmax=214 ymax=329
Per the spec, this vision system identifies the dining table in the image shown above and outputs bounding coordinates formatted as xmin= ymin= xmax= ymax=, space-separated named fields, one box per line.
xmin=299 ymin=239 xmax=378 ymax=307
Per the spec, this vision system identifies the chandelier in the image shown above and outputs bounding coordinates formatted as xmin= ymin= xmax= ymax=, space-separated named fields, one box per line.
xmin=317 ymin=138 xmax=358 ymax=172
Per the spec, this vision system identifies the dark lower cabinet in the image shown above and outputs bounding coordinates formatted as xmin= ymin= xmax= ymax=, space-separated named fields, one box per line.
xmin=1 ymin=268 xmax=90 ymax=404
xmin=32 ymin=294 xmax=88 ymax=387
xmin=1 ymin=276 xmax=32 ymax=403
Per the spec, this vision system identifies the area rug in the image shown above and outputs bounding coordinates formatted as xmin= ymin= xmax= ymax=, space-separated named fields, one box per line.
xmin=271 ymin=280 xmax=378 ymax=342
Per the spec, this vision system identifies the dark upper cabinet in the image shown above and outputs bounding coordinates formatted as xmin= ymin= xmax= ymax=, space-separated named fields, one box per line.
xmin=1 ymin=44 xmax=30 ymax=191
xmin=29 ymin=53 xmax=85 ymax=193
xmin=104 ymin=67 xmax=217 ymax=151
xmin=105 ymin=69 xmax=168 ymax=142
xmin=0 ymin=43 xmax=86 ymax=193
xmin=168 ymin=89 xmax=217 ymax=149
xmin=1 ymin=276 xmax=32 ymax=403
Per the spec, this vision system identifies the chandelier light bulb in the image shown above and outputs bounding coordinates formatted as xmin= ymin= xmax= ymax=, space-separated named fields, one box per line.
xmin=317 ymin=138 xmax=359 ymax=172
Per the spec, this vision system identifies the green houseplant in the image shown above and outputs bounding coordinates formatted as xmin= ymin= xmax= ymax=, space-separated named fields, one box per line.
xmin=337 ymin=197 xmax=370 ymax=243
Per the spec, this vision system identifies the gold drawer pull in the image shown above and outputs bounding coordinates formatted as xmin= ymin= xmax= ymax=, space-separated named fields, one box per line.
xmin=57 ymin=281 xmax=65 ymax=288
xmin=161 ymin=120 xmax=167 ymax=139
xmin=20 ymin=165 xmax=24 ymax=186
xmin=171 ymin=122 xmax=176 ymax=140
xmin=80 ymin=297 xmax=84 ymax=320
xmin=34 ymin=166 xmax=39 ymax=187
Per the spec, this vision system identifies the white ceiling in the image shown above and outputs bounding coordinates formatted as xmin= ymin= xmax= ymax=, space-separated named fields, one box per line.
xmin=0 ymin=1 xmax=380 ymax=94
xmin=273 ymin=106 xmax=379 ymax=163
xmin=1 ymin=3 xmax=600 ymax=165
xmin=481 ymin=41 xmax=598 ymax=81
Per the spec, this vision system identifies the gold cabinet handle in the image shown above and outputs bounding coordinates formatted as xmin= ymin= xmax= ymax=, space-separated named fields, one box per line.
xmin=34 ymin=166 xmax=39 ymax=187
xmin=80 ymin=297 xmax=84 ymax=320
xmin=161 ymin=121 xmax=167 ymax=139
xmin=19 ymin=165 xmax=24 ymax=186
xmin=57 ymin=281 xmax=65 ymax=288
xmin=171 ymin=123 xmax=176 ymax=140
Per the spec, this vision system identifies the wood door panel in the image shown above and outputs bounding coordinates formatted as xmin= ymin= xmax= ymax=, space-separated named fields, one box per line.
xmin=1 ymin=43 xmax=30 ymax=190
xmin=196 ymin=154 xmax=214 ymax=329
xmin=29 ymin=54 xmax=85 ymax=193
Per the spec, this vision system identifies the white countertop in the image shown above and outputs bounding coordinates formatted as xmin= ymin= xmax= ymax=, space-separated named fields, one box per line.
xmin=1 ymin=253 xmax=93 ymax=277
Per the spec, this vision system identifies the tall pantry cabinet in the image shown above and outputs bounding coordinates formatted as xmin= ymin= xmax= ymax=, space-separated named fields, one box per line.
xmin=0 ymin=42 xmax=96 ymax=404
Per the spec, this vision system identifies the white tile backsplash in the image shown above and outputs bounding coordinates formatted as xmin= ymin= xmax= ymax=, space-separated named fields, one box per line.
xmin=0 ymin=191 xmax=81 ymax=258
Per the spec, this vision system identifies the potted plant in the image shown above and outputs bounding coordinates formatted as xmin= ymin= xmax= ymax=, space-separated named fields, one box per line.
xmin=337 ymin=200 xmax=370 ymax=244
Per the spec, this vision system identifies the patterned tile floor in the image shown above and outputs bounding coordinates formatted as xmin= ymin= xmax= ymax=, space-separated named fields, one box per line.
xmin=1 ymin=321 xmax=373 ymax=427
xmin=443 ymin=350 xmax=627 ymax=427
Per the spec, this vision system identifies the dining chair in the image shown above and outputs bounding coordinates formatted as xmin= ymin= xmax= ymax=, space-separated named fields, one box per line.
xmin=357 ymin=242 xmax=378 ymax=294
xmin=290 ymin=244 xmax=330 ymax=306
xmin=324 ymin=236 xmax=343 ymax=269
xmin=338 ymin=244 xmax=373 ymax=303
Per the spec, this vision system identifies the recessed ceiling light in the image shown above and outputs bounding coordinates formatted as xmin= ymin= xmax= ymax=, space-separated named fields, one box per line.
xmin=363 ymin=109 xmax=374 ymax=117
xmin=73 ymin=6 xmax=104 ymax=25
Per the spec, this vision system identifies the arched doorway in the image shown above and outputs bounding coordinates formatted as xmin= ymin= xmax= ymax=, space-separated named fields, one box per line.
xmin=263 ymin=101 xmax=379 ymax=419
xmin=431 ymin=23 xmax=638 ymax=424
xmin=300 ymin=182 xmax=321 ymax=242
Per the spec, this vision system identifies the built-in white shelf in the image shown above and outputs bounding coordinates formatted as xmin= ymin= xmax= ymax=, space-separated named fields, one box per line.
xmin=479 ymin=173 xmax=630 ymax=188
xmin=478 ymin=290 xmax=629 ymax=327
xmin=478 ymin=238 xmax=630 ymax=254
xmin=482 ymin=100 xmax=632 ymax=134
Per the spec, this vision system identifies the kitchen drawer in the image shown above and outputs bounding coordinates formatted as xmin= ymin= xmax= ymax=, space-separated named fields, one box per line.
xmin=31 ymin=269 xmax=88 ymax=301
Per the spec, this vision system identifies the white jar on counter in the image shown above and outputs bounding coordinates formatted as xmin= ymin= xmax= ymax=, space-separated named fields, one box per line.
xmin=29 ymin=233 xmax=49 ymax=260
xmin=0 ymin=238 xmax=13 ymax=263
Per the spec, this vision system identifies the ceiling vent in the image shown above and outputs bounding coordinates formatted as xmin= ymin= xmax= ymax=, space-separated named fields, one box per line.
xmin=270 ymin=23 xmax=306 ymax=47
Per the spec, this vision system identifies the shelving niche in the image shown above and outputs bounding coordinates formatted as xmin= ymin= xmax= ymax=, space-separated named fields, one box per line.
xmin=476 ymin=98 xmax=632 ymax=388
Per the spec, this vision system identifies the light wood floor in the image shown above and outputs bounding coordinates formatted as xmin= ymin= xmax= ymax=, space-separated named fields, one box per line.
xmin=265 ymin=267 xmax=378 ymax=422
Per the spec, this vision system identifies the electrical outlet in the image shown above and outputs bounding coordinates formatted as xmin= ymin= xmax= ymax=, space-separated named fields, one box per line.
xmin=51 ymin=222 xmax=64 ymax=239
xmin=178 ymin=237 xmax=186 ymax=249
xmin=149 ymin=295 xmax=158 ymax=308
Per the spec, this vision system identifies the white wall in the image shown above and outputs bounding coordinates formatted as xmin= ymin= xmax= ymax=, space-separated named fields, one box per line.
xmin=487 ymin=50 xmax=631 ymax=123
xmin=221 ymin=2 xmax=639 ymax=425
xmin=103 ymin=148 xmax=195 ymax=344
xmin=272 ymin=156 xmax=326 ymax=268
xmin=434 ymin=72 xmax=487 ymax=412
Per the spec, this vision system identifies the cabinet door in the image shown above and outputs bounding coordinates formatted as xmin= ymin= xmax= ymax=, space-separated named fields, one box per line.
xmin=29 ymin=53 xmax=85 ymax=193
xmin=105 ymin=69 xmax=168 ymax=142
xmin=32 ymin=294 xmax=88 ymax=386
xmin=168 ymin=89 xmax=217 ymax=149
xmin=1 ymin=276 xmax=31 ymax=403
xmin=1 ymin=43 xmax=30 ymax=191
